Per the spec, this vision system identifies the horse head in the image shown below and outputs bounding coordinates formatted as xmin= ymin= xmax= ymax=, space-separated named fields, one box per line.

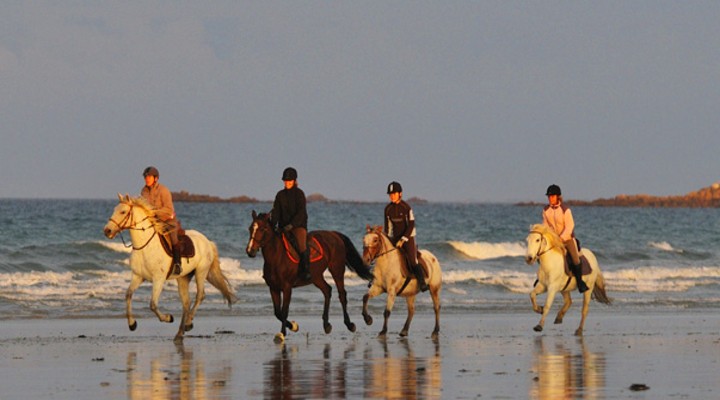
xmin=525 ymin=224 xmax=563 ymax=265
xmin=103 ymin=193 xmax=134 ymax=239
xmin=362 ymin=225 xmax=386 ymax=265
xmin=246 ymin=210 xmax=273 ymax=257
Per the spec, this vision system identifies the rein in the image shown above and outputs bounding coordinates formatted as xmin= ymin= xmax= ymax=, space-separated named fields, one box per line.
xmin=108 ymin=204 xmax=158 ymax=251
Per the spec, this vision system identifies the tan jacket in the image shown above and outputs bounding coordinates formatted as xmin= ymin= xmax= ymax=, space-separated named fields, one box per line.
xmin=542 ymin=203 xmax=575 ymax=242
xmin=140 ymin=182 xmax=175 ymax=221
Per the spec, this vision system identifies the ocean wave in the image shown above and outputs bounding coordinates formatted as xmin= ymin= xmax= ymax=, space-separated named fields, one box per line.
xmin=97 ymin=240 xmax=132 ymax=253
xmin=605 ymin=266 xmax=720 ymax=292
xmin=447 ymin=241 xmax=525 ymax=260
xmin=648 ymin=241 xmax=683 ymax=253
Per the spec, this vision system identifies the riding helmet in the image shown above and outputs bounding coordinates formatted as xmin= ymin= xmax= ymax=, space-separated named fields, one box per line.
xmin=387 ymin=181 xmax=403 ymax=194
xmin=282 ymin=167 xmax=298 ymax=181
xmin=545 ymin=184 xmax=562 ymax=196
xmin=143 ymin=166 xmax=159 ymax=178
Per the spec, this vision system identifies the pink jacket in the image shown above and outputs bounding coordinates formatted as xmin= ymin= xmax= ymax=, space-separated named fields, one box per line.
xmin=542 ymin=203 xmax=575 ymax=241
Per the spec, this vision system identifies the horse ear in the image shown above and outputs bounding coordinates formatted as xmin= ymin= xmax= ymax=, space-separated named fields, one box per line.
xmin=252 ymin=210 xmax=257 ymax=219
xmin=117 ymin=193 xmax=123 ymax=201
xmin=366 ymin=224 xmax=371 ymax=233
xmin=124 ymin=193 xmax=131 ymax=202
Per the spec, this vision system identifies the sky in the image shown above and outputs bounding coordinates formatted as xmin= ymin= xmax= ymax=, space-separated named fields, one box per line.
xmin=1 ymin=2 xmax=719 ymax=203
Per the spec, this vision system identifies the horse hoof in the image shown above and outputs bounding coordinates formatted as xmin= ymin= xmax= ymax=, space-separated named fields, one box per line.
xmin=377 ymin=331 xmax=387 ymax=338
xmin=554 ymin=318 xmax=563 ymax=325
xmin=347 ymin=323 xmax=356 ymax=333
xmin=185 ymin=323 xmax=194 ymax=332
xmin=431 ymin=331 xmax=439 ymax=340
xmin=574 ymin=329 xmax=583 ymax=336
xmin=363 ymin=315 xmax=373 ymax=325
xmin=290 ymin=321 xmax=299 ymax=332
xmin=399 ymin=330 xmax=408 ymax=337
xmin=534 ymin=307 xmax=543 ymax=315
xmin=173 ymin=335 xmax=184 ymax=344
xmin=274 ymin=333 xmax=285 ymax=344
xmin=324 ymin=323 xmax=333 ymax=334
xmin=167 ymin=315 xmax=174 ymax=324
xmin=533 ymin=325 xmax=543 ymax=332
xmin=129 ymin=321 xmax=137 ymax=331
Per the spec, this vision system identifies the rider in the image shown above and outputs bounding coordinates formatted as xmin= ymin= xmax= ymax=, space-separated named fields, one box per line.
xmin=384 ymin=181 xmax=428 ymax=292
xmin=542 ymin=184 xmax=589 ymax=293
xmin=270 ymin=167 xmax=310 ymax=281
xmin=140 ymin=166 xmax=182 ymax=275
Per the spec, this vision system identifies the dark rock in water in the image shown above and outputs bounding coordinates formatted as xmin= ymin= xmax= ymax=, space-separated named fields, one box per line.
xmin=629 ymin=383 xmax=650 ymax=391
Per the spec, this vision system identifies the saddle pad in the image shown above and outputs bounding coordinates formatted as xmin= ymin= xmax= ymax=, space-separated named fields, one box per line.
xmin=159 ymin=234 xmax=196 ymax=259
xmin=282 ymin=234 xmax=323 ymax=264
xmin=564 ymin=254 xmax=592 ymax=277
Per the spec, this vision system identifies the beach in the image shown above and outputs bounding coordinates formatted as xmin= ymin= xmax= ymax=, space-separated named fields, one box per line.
xmin=1 ymin=310 xmax=719 ymax=399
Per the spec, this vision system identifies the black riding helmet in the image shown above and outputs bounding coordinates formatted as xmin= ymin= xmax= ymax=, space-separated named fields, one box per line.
xmin=282 ymin=167 xmax=297 ymax=181
xmin=545 ymin=184 xmax=562 ymax=196
xmin=387 ymin=181 xmax=403 ymax=194
xmin=143 ymin=166 xmax=159 ymax=178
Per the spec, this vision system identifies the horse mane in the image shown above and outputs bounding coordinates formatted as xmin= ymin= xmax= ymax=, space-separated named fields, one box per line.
xmin=127 ymin=196 xmax=175 ymax=235
xmin=530 ymin=223 xmax=565 ymax=253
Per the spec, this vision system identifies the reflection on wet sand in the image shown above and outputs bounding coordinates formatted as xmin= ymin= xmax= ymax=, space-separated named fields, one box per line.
xmin=126 ymin=343 xmax=232 ymax=400
xmin=264 ymin=339 xmax=442 ymax=399
xmin=529 ymin=336 xmax=606 ymax=399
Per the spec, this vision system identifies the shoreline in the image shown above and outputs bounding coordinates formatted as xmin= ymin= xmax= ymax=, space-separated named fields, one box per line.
xmin=1 ymin=312 xmax=719 ymax=399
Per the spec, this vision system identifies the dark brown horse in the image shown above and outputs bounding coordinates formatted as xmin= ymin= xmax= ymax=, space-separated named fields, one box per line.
xmin=246 ymin=211 xmax=374 ymax=342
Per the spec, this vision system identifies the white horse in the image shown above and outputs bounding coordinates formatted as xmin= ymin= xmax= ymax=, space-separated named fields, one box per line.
xmin=525 ymin=224 xmax=611 ymax=336
xmin=103 ymin=194 xmax=237 ymax=342
xmin=361 ymin=225 xmax=442 ymax=339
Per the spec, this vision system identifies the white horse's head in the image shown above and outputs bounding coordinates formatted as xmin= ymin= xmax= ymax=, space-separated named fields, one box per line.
xmin=362 ymin=225 xmax=386 ymax=265
xmin=103 ymin=194 xmax=134 ymax=239
xmin=525 ymin=224 xmax=563 ymax=265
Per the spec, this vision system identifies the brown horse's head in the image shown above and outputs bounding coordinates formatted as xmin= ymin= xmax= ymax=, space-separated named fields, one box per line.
xmin=247 ymin=210 xmax=273 ymax=257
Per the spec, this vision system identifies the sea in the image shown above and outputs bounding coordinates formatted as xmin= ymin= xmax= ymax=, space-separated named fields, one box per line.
xmin=1 ymin=199 xmax=720 ymax=321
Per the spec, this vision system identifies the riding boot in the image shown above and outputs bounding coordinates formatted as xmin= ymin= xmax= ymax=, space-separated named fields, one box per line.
xmin=172 ymin=246 xmax=182 ymax=275
xmin=412 ymin=264 xmax=429 ymax=292
xmin=298 ymin=250 xmax=311 ymax=281
xmin=572 ymin=263 xmax=589 ymax=293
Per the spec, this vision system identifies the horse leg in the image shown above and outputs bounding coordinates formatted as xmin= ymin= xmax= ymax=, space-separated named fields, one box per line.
xmin=149 ymin=278 xmax=173 ymax=324
xmin=534 ymin=289 xmax=557 ymax=332
xmin=174 ymin=275 xmax=191 ymax=343
xmin=313 ymin=277 xmax=333 ymax=334
xmin=185 ymin=270 xmax=207 ymax=332
xmin=399 ymin=295 xmax=415 ymax=337
xmin=331 ymin=269 xmax=355 ymax=332
xmin=379 ymin=292 xmax=397 ymax=338
xmin=530 ymin=282 xmax=546 ymax=314
xmin=125 ymin=274 xmax=144 ymax=331
xmin=362 ymin=284 xmax=383 ymax=326
xmin=575 ymin=290 xmax=592 ymax=336
xmin=554 ymin=291 xmax=572 ymax=325
xmin=430 ymin=284 xmax=441 ymax=340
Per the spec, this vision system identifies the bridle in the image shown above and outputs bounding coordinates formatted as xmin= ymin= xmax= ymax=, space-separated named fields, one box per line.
xmin=363 ymin=231 xmax=398 ymax=265
xmin=247 ymin=220 xmax=270 ymax=253
xmin=528 ymin=230 xmax=557 ymax=260
xmin=107 ymin=203 xmax=157 ymax=250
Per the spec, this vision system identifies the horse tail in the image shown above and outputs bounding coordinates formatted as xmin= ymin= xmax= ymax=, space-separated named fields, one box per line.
xmin=207 ymin=242 xmax=238 ymax=306
xmin=338 ymin=232 xmax=374 ymax=281
xmin=592 ymin=270 xmax=612 ymax=305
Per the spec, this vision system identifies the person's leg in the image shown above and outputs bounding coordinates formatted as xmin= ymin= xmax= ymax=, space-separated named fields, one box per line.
xmin=564 ymin=239 xmax=587 ymax=293
xmin=293 ymin=228 xmax=310 ymax=280
xmin=405 ymin=238 xmax=428 ymax=292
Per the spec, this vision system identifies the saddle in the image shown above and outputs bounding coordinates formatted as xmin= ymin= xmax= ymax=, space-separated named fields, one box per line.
xmin=399 ymin=250 xmax=430 ymax=279
xmin=159 ymin=228 xmax=196 ymax=259
xmin=281 ymin=233 xmax=324 ymax=264
xmin=564 ymin=253 xmax=592 ymax=277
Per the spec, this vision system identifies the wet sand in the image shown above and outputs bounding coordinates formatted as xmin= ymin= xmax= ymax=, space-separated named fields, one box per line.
xmin=1 ymin=311 xmax=719 ymax=399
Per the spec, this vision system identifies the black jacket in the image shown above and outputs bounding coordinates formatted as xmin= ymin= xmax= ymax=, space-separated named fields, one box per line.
xmin=270 ymin=186 xmax=307 ymax=229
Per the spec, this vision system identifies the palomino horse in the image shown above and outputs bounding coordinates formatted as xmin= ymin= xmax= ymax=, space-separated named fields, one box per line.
xmin=246 ymin=211 xmax=374 ymax=343
xmin=525 ymin=224 xmax=611 ymax=336
xmin=361 ymin=226 xmax=442 ymax=339
xmin=103 ymin=194 xmax=237 ymax=342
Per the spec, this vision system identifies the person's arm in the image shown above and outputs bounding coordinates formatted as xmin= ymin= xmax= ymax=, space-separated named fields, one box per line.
xmin=560 ymin=208 xmax=575 ymax=241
